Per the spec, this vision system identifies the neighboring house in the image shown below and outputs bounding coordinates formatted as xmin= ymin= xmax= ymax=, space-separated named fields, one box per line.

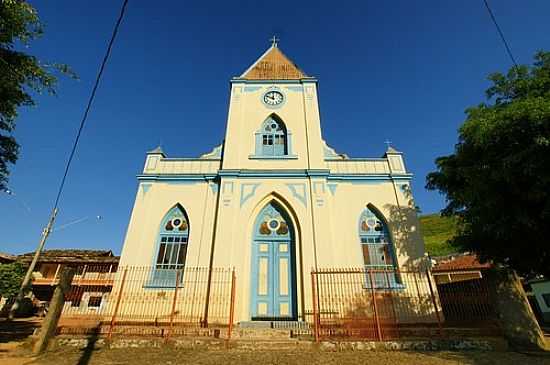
xmin=431 ymin=253 xmax=492 ymax=285
xmin=17 ymin=249 xmax=119 ymax=311
xmin=119 ymin=41 xmax=426 ymax=323
xmin=0 ymin=252 xmax=16 ymax=264
xmin=524 ymin=278 xmax=550 ymax=325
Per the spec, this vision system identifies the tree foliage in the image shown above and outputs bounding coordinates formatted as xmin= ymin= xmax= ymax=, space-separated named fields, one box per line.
xmin=426 ymin=51 xmax=550 ymax=278
xmin=0 ymin=0 xmax=74 ymax=191
xmin=0 ymin=262 xmax=25 ymax=298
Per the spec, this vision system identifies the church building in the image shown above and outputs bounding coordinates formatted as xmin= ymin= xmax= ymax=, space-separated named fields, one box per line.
xmin=119 ymin=40 xmax=426 ymax=323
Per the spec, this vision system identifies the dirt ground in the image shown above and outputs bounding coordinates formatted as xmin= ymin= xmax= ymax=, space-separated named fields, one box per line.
xmin=1 ymin=346 xmax=549 ymax=365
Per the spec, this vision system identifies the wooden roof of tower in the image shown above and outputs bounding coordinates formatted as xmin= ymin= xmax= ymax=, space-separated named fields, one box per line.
xmin=240 ymin=44 xmax=307 ymax=80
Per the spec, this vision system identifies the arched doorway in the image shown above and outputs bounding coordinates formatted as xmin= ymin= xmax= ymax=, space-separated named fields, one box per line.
xmin=250 ymin=201 xmax=297 ymax=320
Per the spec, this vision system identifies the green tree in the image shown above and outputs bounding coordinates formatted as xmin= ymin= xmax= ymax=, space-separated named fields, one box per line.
xmin=426 ymin=51 xmax=550 ymax=279
xmin=0 ymin=262 xmax=25 ymax=298
xmin=0 ymin=0 xmax=74 ymax=191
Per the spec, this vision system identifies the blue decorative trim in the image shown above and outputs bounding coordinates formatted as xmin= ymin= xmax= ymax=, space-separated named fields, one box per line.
xmin=327 ymin=174 xmax=413 ymax=181
xmin=327 ymin=184 xmax=337 ymax=196
xmin=286 ymin=183 xmax=307 ymax=207
xmin=240 ymin=183 xmax=261 ymax=206
xmin=141 ymin=183 xmax=151 ymax=194
xmin=231 ymin=78 xmax=318 ymax=85
xmin=137 ymin=171 xmax=412 ymax=182
xmin=244 ymin=86 xmax=262 ymax=92
xmin=285 ymin=86 xmax=303 ymax=92
xmin=313 ymin=181 xmax=325 ymax=194
xmin=249 ymin=155 xmax=298 ymax=160
xmin=218 ymin=169 xmax=330 ymax=178
xmin=137 ymin=174 xmax=217 ymax=182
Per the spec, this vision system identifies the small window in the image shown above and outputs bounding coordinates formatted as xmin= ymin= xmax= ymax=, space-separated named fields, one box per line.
xmin=88 ymin=296 xmax=102 ymax=307
xmin=257 ymin=116 xmax=288 ymax=156
xmin=155 ymin=205 xmax=189 ymax=271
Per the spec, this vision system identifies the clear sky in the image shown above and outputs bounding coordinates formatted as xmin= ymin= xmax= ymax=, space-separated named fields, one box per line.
xmin=1 ymin=1 xmax=549 ymax=255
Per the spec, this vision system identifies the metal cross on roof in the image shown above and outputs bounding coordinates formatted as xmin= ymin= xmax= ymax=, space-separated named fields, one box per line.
xmin=270 ymin=35 xmax=280 ymax=47
xmin=384 ymin=139 xmax=392 ymax=148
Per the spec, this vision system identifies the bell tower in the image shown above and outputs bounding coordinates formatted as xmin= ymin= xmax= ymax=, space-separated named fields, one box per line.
xmin=221 ymin=39 xmax=326 ymax=171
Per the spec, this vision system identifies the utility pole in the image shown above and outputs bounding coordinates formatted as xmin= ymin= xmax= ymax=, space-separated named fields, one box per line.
xmin=8 ymin=208 xmax=58 ymax=320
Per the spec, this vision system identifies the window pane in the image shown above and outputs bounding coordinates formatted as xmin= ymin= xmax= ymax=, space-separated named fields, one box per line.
xmin=362 ymin=245 xmax=370 ymax=265
xmin=177 ymin=244 xmax=188 ymax=267
xmin=163 ymin=244 xmax=172 ymax=265
xmin=156 ymin=243 xmax=166 ymax=265
xmin=167 ymin=237 xmax=174 ymax=243
xmin=170 ymin=244 xmax=179 ymax=265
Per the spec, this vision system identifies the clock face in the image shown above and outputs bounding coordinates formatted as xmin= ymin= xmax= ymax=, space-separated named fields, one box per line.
xmin=263 ymin=90 xmax=284 ymax=106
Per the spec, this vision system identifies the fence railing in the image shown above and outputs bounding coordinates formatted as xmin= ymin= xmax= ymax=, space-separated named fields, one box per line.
xmin=310 ymin=268 xmax=497 ymax=341
xmin=57 ymin=266 xmax=236 ymax=339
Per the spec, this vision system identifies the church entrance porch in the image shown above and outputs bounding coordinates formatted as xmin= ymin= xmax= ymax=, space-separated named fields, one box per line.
xmin=250 ymin=202 xmax=297 ymax=320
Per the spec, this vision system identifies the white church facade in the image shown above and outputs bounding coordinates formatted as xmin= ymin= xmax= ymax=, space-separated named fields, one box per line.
xmin=119 ymin=42 xmax=426 ymax=323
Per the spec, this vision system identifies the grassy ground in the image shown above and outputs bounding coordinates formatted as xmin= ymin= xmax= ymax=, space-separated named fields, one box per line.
xmin=7 ymin=346 xmax=549 ymax=365
xmin=419 ymin=214 xmax=458 ymax=257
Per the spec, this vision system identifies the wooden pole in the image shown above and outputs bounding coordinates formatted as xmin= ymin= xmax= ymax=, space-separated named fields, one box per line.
xmin=33 ymin=267 xmax=75 ymax=354
xmin=9 ymin=208 xmax=58 ymax=320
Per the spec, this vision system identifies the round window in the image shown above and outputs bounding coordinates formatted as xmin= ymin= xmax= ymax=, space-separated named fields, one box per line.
xmin=268 ymin=219 xmax=280 ymax=231
xmin=367 ymin=218 xmax=377 ymax=228
xmin=173 ymin=219 xmax=181 ymax=227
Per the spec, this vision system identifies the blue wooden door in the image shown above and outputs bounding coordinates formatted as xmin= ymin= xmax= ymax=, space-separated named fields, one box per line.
xmin=251 ymin=203 xmax=295 ymax=319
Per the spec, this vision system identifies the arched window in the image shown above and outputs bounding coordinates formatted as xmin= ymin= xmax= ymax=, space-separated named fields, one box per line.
xmin=155 ymin=205 xmax=189 ymax=270
xmin=251 ymin=115 xmax=297 ymax=158
xmin=359 ymin=206 xmax=400 ymax=287
xmin=261 ymin=116 xmax=287 ymax=156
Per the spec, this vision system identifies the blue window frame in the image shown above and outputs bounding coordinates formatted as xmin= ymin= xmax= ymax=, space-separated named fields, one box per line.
xmin=251 ymin=115 xmax=296 ymax=159
xmin=261 ymin=116 xmax=287 ymax=156
xmin=146 ymin=205 xmax=189 ymax=288
xmin=359 ymin=206 xmax=401 ymax=288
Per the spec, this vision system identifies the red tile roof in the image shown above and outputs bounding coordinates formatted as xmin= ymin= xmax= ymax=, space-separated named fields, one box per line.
xmin=433 ymin=254 xmax=492 ymax=272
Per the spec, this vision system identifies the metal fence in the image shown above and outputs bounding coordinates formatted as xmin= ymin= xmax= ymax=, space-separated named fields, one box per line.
xmin=57 ymin=266 xmax=236 ymax=339
xmin=310 ymin=268 xmax=497 ymax=341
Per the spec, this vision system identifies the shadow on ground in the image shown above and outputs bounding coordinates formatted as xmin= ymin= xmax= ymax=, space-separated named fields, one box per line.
xmin=0 ymin=317 xmax=41 ymax=343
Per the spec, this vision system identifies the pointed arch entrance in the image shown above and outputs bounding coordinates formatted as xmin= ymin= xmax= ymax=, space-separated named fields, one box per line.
xmin=250 ymin=201 xmax=297 ymax=320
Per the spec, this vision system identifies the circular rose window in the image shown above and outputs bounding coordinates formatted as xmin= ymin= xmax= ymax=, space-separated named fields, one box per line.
xmin=268 ymin=219 xmax=280 ymax=231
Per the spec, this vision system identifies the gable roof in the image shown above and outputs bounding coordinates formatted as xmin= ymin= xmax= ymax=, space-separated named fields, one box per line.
xmin=240 ymin=45 xmax=307 ymax=80
xmin=17 ymin=249 xmax=119 ymax=264
xmin=432 ymin=253 xmax=492 ymax=272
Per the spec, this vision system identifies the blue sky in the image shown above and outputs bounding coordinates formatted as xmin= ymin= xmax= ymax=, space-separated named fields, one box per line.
xmin=1 ymin=1 xmax=549 ymax=255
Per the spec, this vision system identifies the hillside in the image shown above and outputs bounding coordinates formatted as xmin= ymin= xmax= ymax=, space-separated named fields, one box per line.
xmin=418 ymin=214 xmax=459 ymax=257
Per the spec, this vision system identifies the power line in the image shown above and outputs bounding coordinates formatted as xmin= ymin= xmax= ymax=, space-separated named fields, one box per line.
xmin=8 ymin=0 xmax=129 ymax=320
xmin=482 ymin=0 xmax=518 ymax=68
xmin=53 ymin=0 xmax=129 ymax=210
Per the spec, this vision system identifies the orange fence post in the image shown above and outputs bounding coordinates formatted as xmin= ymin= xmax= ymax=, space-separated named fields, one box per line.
xmin=368 ymin=270 xmax=383 ymax=341
xmin=227 ymin=269 xmax=236 ymax=342
xmin=311 ymin=270 xmax=320 ymax=342
xmin=108 ymin=267 xmax=128 ymax=340
xmin=167 ymin=269 xmax=181 ymax=341
xmin=425 ymin=269 xmax=443 ymax=336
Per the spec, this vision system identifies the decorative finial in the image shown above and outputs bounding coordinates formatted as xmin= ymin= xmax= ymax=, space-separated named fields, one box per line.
xmin=384 ymin=139 xmax=392 ymax=149
xmin=270 ymin=35 xmax=280 ymax=47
